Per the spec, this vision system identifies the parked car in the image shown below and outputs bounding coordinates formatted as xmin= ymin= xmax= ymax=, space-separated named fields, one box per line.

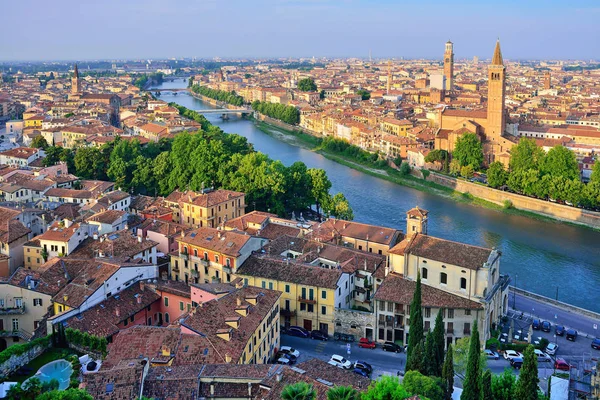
xmin=566 ymin=329 xmax=578 ymax=341
xmin=382 ymin=341 xmax=402 ymax=353
xmin=358 ymin=338 xmax=376 ymax=349
xmin=545 ymin=343 xmax=558 ymax=356
xmin=555 ymin=325 xmax=565 ymax=336
xmin=510 ymin=357 xmax=524 ymax=369
xmin=275 ymin=352 xmax=296 ymax=364
xmin=532 ymin=319 xmax=541 ymax=330
xmin=554 ymin=358 xmax=571 ymax=371
xmin=541 ymin=321 xmax=551 ymax=332
xmin=503 ymin=350 xmax=523 ymax=361
xmin=310 ymin=330 xmax=329 ymax=341
xmin=484 ymin=349 xmax=500 ymax=360
xmin=275 ymin=356 xmax=291 ymax=365
xmin=354 ymin=360 xmax=373 ymax=374
xmin=280 ymin=346 xmax=300 ymax=358
xmin=329 ymin=354 xmax=352 ymax=370
xmin=287 ymin=326 xmax=309 ymax=338
xmin=591 ymin=338 xmax=600 ymax=350
xmin=353 ymin=367 xmax=369 ymax=377
xmin=534 ymin=349 xmax=552 ymax=362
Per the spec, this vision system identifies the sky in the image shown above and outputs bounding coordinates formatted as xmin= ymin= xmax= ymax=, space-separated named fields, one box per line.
xmin=2 ymin=0 xmax=600 ymax=61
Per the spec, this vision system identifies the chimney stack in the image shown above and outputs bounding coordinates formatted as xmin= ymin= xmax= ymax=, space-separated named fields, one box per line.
xmin=115 ymin=307 xmax=120 ymax=317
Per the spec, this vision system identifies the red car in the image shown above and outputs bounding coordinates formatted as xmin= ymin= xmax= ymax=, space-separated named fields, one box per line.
xmin=358 ymin=338 xmax=376 ymax=349
xmin=554 ymin=358 xmax=571 ymax=371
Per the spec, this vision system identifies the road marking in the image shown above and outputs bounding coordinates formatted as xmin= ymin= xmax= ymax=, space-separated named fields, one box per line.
xmin=315 ymin=342 xmax=327 ymax=353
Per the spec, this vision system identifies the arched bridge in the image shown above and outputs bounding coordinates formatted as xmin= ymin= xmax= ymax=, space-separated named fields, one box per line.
xmin=151 ymin=88 xmax=190 ymax=93
xmin=195 ymin=109 xmax=253 ymax=114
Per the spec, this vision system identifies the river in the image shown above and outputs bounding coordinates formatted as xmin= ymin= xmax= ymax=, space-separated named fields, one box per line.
xmin=152 ymin=80 xmax=600 ymax=314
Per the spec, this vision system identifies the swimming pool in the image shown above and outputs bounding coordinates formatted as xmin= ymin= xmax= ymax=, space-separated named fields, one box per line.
xmin=23 ymin=359 xmax=73 ymax=390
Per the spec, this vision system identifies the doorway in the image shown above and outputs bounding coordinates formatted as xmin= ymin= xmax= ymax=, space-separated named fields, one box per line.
xmin=365 ymin=328 xmax=373 ymax=340
xmin=303 ymin=319 xmax=312 ymax=331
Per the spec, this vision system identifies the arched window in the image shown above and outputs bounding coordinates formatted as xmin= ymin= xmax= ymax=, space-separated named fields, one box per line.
xmin=440 ymin=272 xmax=447 ymax=285
xmin=193 ymin=249 xmax=198 ymax=257
xmin=422 ymin=267 xmax=428 ymax=280
xmin=460 ymin=277 xmax=467 ymax=290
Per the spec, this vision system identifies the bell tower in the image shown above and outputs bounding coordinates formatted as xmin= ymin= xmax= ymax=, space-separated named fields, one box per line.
xmin=71 ymin=64 xmax=81 ymax=94
xmin=487 ymin=40 xmax=506 ymax=140
xmin=443 ymin=40 xmax=454 ymax=91
xmin=406 ymin=207 xmax=428 ymax=236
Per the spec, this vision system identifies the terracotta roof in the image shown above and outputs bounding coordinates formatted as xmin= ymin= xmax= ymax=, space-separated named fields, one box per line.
xmin=82 ymin=358 xmax=145 ymax=400
xmin=143 ymin=365 xmax=203 ymax=399
xmin=45 ymin=187 xmax=94 ymax=199
xmin=406 ymin=206 xmax=429 ymax=218
xmin=67 ymin=229 xmax=158 ymax=260
xmin=442 ymin=109 xmax=487 ymax=119
xmin=0 ymin=147 xmax=40 ymax=159
xmin=374 ymin=273 xmax=483 ymax=309
xmin=169 ymin=189 xmax=245 ymax=208
xmin=37 ymin=220 xmax=82 ymax=243
xmin=310 ymin=218 xmax=402 ymax=247
xmin=177 ymin=227 xmax=252 ymax=257
xmin=86 ymin=209 xmax=126 ymax=225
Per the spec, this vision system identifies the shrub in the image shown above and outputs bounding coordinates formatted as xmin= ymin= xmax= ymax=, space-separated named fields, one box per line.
xmin=486 ymin=338 xmax=501 ymax=350
xmin=422 ymin=170 xmax=430 ymax=180
xmin=0 ymin=335 xmax=51 ymax=364
xmin=503 ymin=200 xmax=513 ymax=209
xmin=399 ymin=162 xmax=411 ymax=176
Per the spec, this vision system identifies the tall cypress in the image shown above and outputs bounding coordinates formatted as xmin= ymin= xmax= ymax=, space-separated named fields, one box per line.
xmin=424 ymin=331 xmax=436 ymax=376
xmin=461 ymin=320 xmax=481 ymax=400
xmin=406 ymin=271 xmax=423 ymax=372
xmin=432 ymin=308 xmax=445 ymax=377
xmin=442 ymin=343 xmax=454 ymax=400
xmin=514 ymin=345 xmax=539 ymax=400
xmin=482 ymin=369 xmax=493 ymax=400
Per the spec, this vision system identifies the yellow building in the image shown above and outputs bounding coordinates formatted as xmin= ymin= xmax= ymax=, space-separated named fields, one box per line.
xmin=24 ymin=115 xmax=44 ymax=128
xmin=381 ymin=118 xmax=413 ymax=136
xmin=165 ymin=189 xmax=246 ymax=228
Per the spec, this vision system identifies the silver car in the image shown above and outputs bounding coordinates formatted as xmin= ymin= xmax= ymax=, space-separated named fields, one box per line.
xmin=484 ymin=349 xmax=499 ymax=360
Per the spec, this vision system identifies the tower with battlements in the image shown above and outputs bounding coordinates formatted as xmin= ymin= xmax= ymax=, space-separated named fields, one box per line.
xmin=444 ymin=41 xmax=454 ymax=91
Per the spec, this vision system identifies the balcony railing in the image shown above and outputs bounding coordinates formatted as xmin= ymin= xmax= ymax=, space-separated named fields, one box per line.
xmin=179 ymin=252 xmax=188 ymax=260
xmin=298 ymin=296 xmax=317 ymax=304
xmin=0 ymin=305 xmax=26 ymax=315
xmin=223 ymin=265 xmax=232 ymax=274
xmin=446 ymin=328 xmax=454 ymax=334
xmin=281 ymin=308 xmax=296 ymax=317
xmin=171 ymin=266 xmax=180 ymax=273
xmin=191 ymin=270 xmax=199 ymax=277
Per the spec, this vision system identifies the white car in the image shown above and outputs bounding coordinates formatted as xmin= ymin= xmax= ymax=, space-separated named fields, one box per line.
xmin=503 ymin=350 xmax=523 ymax=361
xmin=329 ymin=354 xmax=353 ymax=369
xmin=275 ymin=357 xmax=291 ymax=365
xmin=280 ymin=346 xmax=300 ymax=358
xmin=534 ymin=349 xmax=552 ymax=362
xmin=545 ymin=343 xmax=558 ymax=356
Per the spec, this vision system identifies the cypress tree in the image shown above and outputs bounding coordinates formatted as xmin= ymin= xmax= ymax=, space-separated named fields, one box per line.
xmin=482 ymin=369 xmax=493 ymax=400
xmin=432 ymin=308 xmax=446 ymax=377
xmin=514 ymin=345 xmax=539 ymax=400
xmin=406 ymin=271 xmax=424 ymax=372
xmin=461 ymin=321 xmax=481 ymax=400
xmin=424 ymin=331 xmax=436 ymax=376
xmin=442 ymin=343 xmax=454 ymax=400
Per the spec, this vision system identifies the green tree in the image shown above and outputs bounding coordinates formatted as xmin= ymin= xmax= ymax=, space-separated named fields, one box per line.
xmin=356 ymin=89 xmax=371 ymax=100
xmin=514 ymin=345 xmax=539 ymax=400
xmin=491 ymin=368 xmax=516 ymax=400
xmin=399 ymin=161 xmax=411 ymax=176
xmin=37 ymin=388 xmax=94 ymax=400
xmin=326 ymin=385 xmax=359 ymax=400
xmin=509 ymin=138 xmax=545 ymax=172
xmin=481 ymin=369 xmax=493 ymax=400
xmin=308 ymin=168 xmax=332 ymax=221
xmin=541 ymin=146 xmax=580 ymax=180
xmin=406 ymin=271 xmax=424 ymax=372
xmin=460 ymin=165 xmax=475 ymax=179
xmin=442 ymin=344 xmax=454 ymax=400
xmin=453 ymin=133 xmax=483 ymax=168
xmin=326 ymin=192 xmax=354 ymax=220
xmin=74 ymin=147 xmax=105 ymax=179
xmin=432 ymin=309 xmax=446 ymax=377
xmin=31 ymin=135 xmax=49 ymax=149
xmin=298 ymin=77 xmax=317 ymax=92
xmin=423 ymin=331 xmax=437 ymax=376
xmin=461 ymin=321 xmax=481 ymax=400
xmin=449 ymin=159 xmax=461 ymax=175
xmin=425 ymin=149 xmax=448 ymax=164
xmin=487 ymin=161 xmax=508 ymax=188
xmin=591 ymin=160 xmax=600 ymax=183
xmin=362 ymin=376 xmax=411 ymax=400
xmin=403 ymin=370 xmax=444 ymax=400
xmin=281 ymin=382 xmax=316 ymax=400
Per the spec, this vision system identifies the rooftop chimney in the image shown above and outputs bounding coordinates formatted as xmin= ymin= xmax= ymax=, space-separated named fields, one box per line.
xmin=115 ymin=307 xmax=120 ymax=317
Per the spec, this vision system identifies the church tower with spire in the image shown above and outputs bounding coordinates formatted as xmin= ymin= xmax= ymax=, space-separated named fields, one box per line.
xmin=443 ymin=40 xmax=454 ymax=91
xmin=72 ymin=64 xmax=81 ymax=94
xmin=486 ymin=40 xmax=506 ymax=140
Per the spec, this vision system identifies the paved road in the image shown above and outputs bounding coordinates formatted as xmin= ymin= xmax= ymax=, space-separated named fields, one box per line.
xmin=512 ymin=292 xmax=600 ymax=338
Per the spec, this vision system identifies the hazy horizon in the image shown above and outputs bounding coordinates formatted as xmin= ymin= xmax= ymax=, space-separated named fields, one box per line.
xmin=3 ymin=0 xmax=600 ymax=61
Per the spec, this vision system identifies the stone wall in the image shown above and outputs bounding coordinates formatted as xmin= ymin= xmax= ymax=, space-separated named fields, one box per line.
xmin=0 ymin=343 xmax=47 ymax=379
xmin=511 ymin=286 xmax=600 ymax=323
xmin=426 ymin=171 xmax=600 ymax=229
xmin=68 ymin=343 xmax=103 ymax=360
xmin=333 ymin=308 xmax=376 ymax=339
xmin=255 ymin=114 xmax=322 ymax=137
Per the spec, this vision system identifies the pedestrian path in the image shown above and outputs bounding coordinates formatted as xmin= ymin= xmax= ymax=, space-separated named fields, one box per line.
xmin=314 ymin=341 xmax=327 ymax=354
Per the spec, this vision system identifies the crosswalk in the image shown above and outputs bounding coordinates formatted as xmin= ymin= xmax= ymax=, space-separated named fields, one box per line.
xmin=315 ymin=341 xmax=327 ymax=353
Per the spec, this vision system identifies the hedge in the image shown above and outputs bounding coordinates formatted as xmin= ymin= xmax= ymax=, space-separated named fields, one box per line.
xmin=0 ymin=335 xmax=51 ymax=364
xmin=65 ymin=328 xmax=107 ymax=357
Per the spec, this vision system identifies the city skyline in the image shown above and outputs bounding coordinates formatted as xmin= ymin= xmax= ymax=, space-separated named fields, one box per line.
xmin=3 ymin=0 xmax=600 ymax=61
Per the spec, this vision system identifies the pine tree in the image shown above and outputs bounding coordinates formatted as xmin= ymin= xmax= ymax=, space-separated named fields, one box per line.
xmin=482 ymin=369 xmax=493 ymax=400
xmin=514 ymin=345 xmax=539 ymax=400
xmin=461 ymin=321 xmax=481 ymax=400
xmin=406 ymin=271 xmax=424 ymax=372
xmin=442 ymin=344 xmax=454 ymax=400
xmin=424 ymin=331 xmax=437 ymax=376
xmin=432 ymin=308 xmax=445 ymax=377
xmin=409 ymin=340 xmax=425 ymax=375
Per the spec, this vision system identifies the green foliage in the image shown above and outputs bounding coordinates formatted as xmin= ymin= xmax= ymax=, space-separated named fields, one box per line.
xmin=591 ymin=161 xmax=600 ymax=183
xmin=252 ymin=100 xmax=300 ymax=125
xmin=487 ymin=161 xmax=508 ymax=188
xmin=356 ymin=89 xmax=371 ymax=100
xmin=425 ymin=149 xmax=448 ymax=164
xmin=362 ymin=376 xmax=411 ymax=400
xmin=191 ymin=84 xmax=244 ymax=106
xmin=491 ymin=368 xmax=516 ymax=400
xmin=486 ymin=337 xmax=501 ymax=349
xmin=37 ymin=389 xmax=94 ymax=400
xmin=326 ymin=385 xmax=359 ymax=400
xmin=281 ymin=382 xmax=316 ymax=400
xmin=461 ymin=321 xmax=481 ymax=400
xmin=541 ymin=145 xmax=580 ymax=180
xmin=442 ymin=344 xmax=454 ymax=400
xmin=399 ymin=162 xmax=412 ymax=176
xmin=307 ymin=168 xmax=332 ymax=219
xmin=453 ymin=133 xmax=483 ymax=169
xmin=65 ymin=328 xmax=107 ymax=357
xmin=481 ymin=369 xmax=493 ymax=400
xmin=432 ymin=309 xmax=445 ymax=377
xmin=298 ymin=77 xmax=317 ymax=92
xmin=424 ymin=332 xmax=437 ymax=376
xmin=509 ymin=138 xmax=545 ymax=172
xmin=320 ymin=136 xmax=385 ymax=168
xmin=134 ymin=72 xmax=163 ymax=89
xmin=406 ymin=271 xmax=424 ymax=373
xmin=43 ymin=146 xmax=74 ymax=170
xmin=326 ymin=192 xmax=354 ymax=221
xmin=31 ymin=135 xmax=49 ymax=149
xmin=515 ymin=345 xmax=539 ymax=400
xmin=403 ymin=370 xmax=444 ymax=400
xmin=449 ymin=159 xmax=461 ymax=175
xmin=0 ymin=335 xmax=51 ymax=364
xmin=460 ymin=165 xmax=475 ymax=179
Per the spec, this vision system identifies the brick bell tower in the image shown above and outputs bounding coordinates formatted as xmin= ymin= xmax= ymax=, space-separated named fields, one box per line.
xmin=443 ymin=40 xmax=454 ymax=91
xmin=487 ymin=39 xmax=506 ymax=141
xmin=72 ymin=63 xmax=81 ymax=94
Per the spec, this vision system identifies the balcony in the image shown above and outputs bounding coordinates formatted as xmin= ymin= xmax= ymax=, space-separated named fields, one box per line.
xmin=394 ymin=305 xmax=405 ymax=315
xmin=223 ymin=265 xmax=232 ymax=274
xmin=298 ymin=296 xmax=317 ymax=304
xmin=0 ymin=305 xmax=26 ymax=315
xmin=281 ymin=308 xmax=296 ymax=317
xmin=179 ymin=252 xmax=188 ymax=260
xmin=191 ymin=269 xmax=199 ymax=278
xmin=446 ymin=328 xmax=454 ymax=334
xmin=171 ymin=266 xmax=180 ymax=273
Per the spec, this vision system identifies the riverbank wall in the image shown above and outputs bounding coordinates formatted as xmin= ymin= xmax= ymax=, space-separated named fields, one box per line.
xmin=254 ymin=113 xmax=321 ymax=137
xmin=426 ymin=172 xmax=600 ymax=229
xmin=189 ymin=92 xmax=246 ymax=111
